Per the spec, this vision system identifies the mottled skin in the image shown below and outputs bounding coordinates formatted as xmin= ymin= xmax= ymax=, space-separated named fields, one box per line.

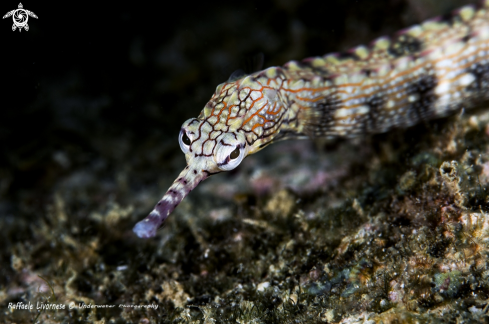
xmin=134 ymin=2 xmax=489 ymax=238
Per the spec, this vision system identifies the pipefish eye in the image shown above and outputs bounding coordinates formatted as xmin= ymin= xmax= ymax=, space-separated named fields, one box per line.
xmin=216 ymin=143 xmax=245 ymax=171
xmin=179 ymin=129 xmax=192 ymax=153
xmin=182 ymin=132 xmax=191 ymax=145
xmin=229 ymin=147 xmax=240 ymax=159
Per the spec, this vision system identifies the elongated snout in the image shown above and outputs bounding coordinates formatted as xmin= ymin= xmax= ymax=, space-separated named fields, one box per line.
xmin=133 ymin=164 xmax=210 ymax=238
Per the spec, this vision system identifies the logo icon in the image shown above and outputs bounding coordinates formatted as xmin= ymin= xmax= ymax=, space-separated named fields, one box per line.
xmin=3 ymin=3 xmax=37 ymax=32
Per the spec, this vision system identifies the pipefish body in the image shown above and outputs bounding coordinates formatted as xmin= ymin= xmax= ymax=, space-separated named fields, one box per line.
xmin=134 ymin=2 xmax=489 ymax=238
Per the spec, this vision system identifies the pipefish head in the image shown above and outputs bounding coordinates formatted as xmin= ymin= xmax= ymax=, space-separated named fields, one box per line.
xmin=133 ymin=74 xmax=285 ymax=238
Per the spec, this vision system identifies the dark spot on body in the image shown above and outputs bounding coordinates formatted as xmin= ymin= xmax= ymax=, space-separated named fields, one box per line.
xmin=193 ymin=170 xmax=197 ymax=174
xmin=467 ymin=62 xmax=489 ymax=99
xmin=365 ymin=94 xmax=385 ymax=132
xmin=305 ymin=96 xmax=341 ymax=138
xmin=388 ymin=34 xmax=422 ymax=57
xmin=406 ymin=74 xmax=438 ymax=125
xmin=362 ymin=69 xmax=372 ymax=78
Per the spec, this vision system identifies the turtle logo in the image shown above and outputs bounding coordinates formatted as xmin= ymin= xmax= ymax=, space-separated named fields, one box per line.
xmin=3 ymin=3 xmax=37 ymax=32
